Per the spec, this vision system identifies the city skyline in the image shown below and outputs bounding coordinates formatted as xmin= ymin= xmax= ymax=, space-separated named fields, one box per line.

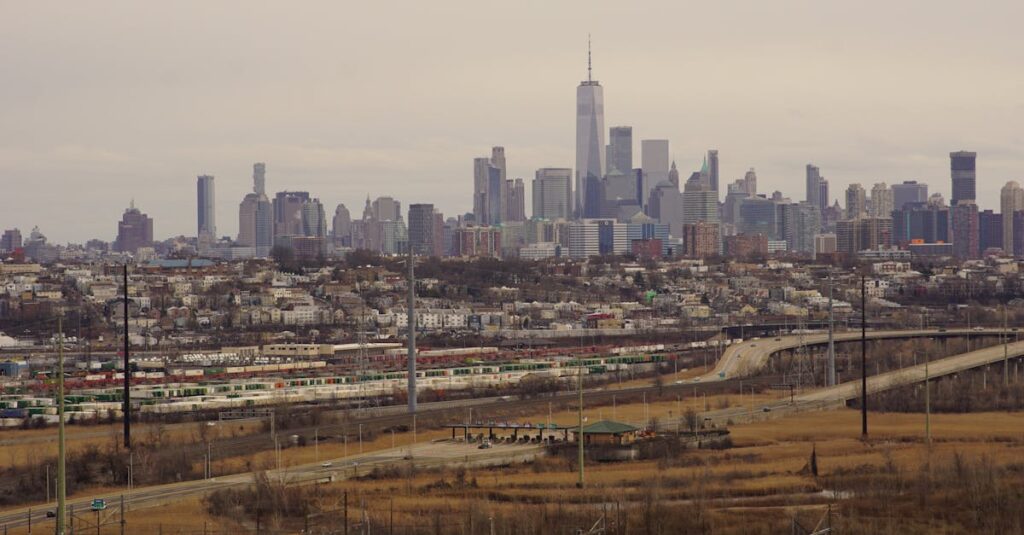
xmin=3 ymin=1 xmax=1024 ymax=243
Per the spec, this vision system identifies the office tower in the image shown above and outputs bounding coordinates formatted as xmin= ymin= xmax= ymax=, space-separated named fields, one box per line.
xmin=372 ymin=196 xmax=402 ymax=222
xmin=640 ymin=140 xmax=669 ymax=209
xmin=819 ymin=180 xmax=830 ymax=214
xmin=504 ymin=178 xmax=526 ymax=222
xmin=332 ymin=204 xmax=352 ymax=247
xmin=408 ymin=203 xmax=437 ymax=256
xmin=835 ymin=217 xmax=892 ymax=255
xmin=114 ymin=201 xmax=154 ymax=253
xmin=743 ymin=168 xmax=757 ymax=196
xmin=607 ymin=126 xmax=632 ymax=175
xmin=473 ymin=157 xmax=502 ymax=225
xmin=723 ymin=182 xmax=750 ymax=226
xmin=238 ymin=196 xmax=258 ymax=246
xmin=845 ymin=184 xmax=867 ymax=219
xmin=604 ymin=168 xmax=642 ymax=207
xmin=682 ymin=169 xmax=719 ymax=226
xmin=738 ymin=196 xmax=779 ymax=239
xmin=892 ymin=202 xmax=950 ymax=246
xmin=978 ymin=210 xmax=1003 ymax=253
xmin=891 ymin=181 xmax=928 ymax=210
xmin=707 ymin=149 xmax=720 ymax=195
xmin=0 ymin=229 xmax=22 ymax=253
xmin=568 ymin=219 xmax=616 ymax=258
xmin=950 ymin=201 xmax=980 ymax=259
xmin=301 ymin=198 xmax=327 ymax=237
xmin=273 ymin=191 xmax=311 ymax=239
xmin=196 ymin=175 xmax=216 ymax=240
xmin=681 ymin=222 xmax=720 ymax=258
xmin=870 ymin=183 xmax=893 ymax=219
xmin=491 ymin=147 xmax=508 ymax=221
xmin=667 ymin=161 xmax=680 ymax=189
xmin=1001 ymin=181 xmax=1024 ymax=255
xmin=532 ymin=168 xmax=572 ymax=220
xmin=725 ymin=233 xmax=769 ymax=259
xmin=576 ymin=43 xmax=605 ymax=218
xmin=647 ymin=181 xmax=684 ymax=234
xmin=780 ymin=202 xmax=821 ymax=253
xmin=806 ymin=164 xmax=823 ymax=209
xmin=950 ymin=151 xmax=977 ymax=205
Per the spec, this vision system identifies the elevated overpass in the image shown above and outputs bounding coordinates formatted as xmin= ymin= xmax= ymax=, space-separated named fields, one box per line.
xmin=701 ymin=328 xmax=1017 ymax=381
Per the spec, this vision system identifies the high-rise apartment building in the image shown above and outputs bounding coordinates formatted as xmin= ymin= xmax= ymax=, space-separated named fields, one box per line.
xmin=892 ymin=202 xmax=950 ymax=246
xmin=950 ymin=151 xmax=977 ymax=205
xmin=835 ymin=217 xmax=892 ymax=255
xmin=532 ymin=168 xmax=572 ymax=220
xmin=743 ymin=168 xmax=757 ymax=196
xmin=870 ymin=183 xmax=893 ymax=219
xmin=238 ymin=163 xmax=274 ymax=256
xmin=196 ymin=175 xmax=216 ymax=240
xmin=503 ymin=178 xmax=526 ymax=222
xmin=779 ymin=202 xmax=821 ymax=253
xmin=738 ymin=196 xmax=779 ymax=239
xmin=1001 ymin=181 xmax=1024 ymax=255
xmin=576 ymin=47 xmax=605 ymax=218
xmin=0 ymin=229 xmax=22 ymax=253
xmin=682 ymin=170 xmax=719 ymax=226
xmin=641 ymin=140 xmax=670 ymax=210
xmin=115 ymin=201 xmax=154 ymax=253
xmin=372 ymin=196 xmax=402 ymax=222
xmin=891 ymin=181 xmax=928 ymax=210
xmin=473 ymin=156 xmax=502 ymax=225
xmin=408 ymin=203 xmax=438 ymax=256
xmin=950 ymin=201 xmax=980 ymax=259
xmin=845 ymin=184 xmax=867 ymax=219
xmin=607 ymin=126 xmax=632 ymax=175
xmin=681 ymin=222 xmax=720 ymax=259
xmin=806 ymin=164 xmax=823 ymax=210
xmin=978 ymin=210 xmax=1003 ymax=253
xmin=301 ymin=199 xmax=327 ymax=238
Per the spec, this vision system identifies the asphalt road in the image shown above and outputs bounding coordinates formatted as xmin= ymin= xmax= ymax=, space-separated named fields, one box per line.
xmin=0 ymin=441 xmax=542 ymax=530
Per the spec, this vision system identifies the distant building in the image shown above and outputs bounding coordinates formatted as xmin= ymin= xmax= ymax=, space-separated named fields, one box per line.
xmin=273 ymin=191 xmax=311 ymax=241
xmin=978 ymin=209 xmax=1003 ymax=253
xmin=196 ymin=174 xmax=216 ymax=240
xmin=568 ymin=219 xmax=618 ymax=258
xmin=0 ymin=229 xmax=22 ymax=254
xmin=845 ymin=184 xmax=867 ymax=219
xmin=738 ymin=196 xmax=779 ymax=239
xmin=1001 ymin=181 xmax=1024 ymax=255
xmin=680 ymin=222 xmax=720 ymax=259
xmin=835 ymin=217 xmax=892 ymax=255
xmin=503 ymin=178 xmax=526 ymax=222
xmin=950 ymin=201 xmax=980 ymax=259
xmin=707 ymin=149 xmax=720 ymax=196
xmin=814 ymin=233 xmax=837 ymax=256
xmin=606 ymin=126 xmax=632 ymax=175
xmin=532 ymin=168 xmax=572 ymax=220
xmin=474 ymin=156 xmax=502 ymax=225
xmin=891 ymin=181 xmax=928 ymax=210
xmin=950 ymin=151 xmax=977 ymax=205
xmin=870 ymin=183 xmax=893 ymax=219
xmin=454 ymin=226 xmax=501 ymax=258
xmin=892 ymin=202 xmax=950 ymax=246
xmin=115 ymin=202 xmax=154 ymax=253
xmin=576 ymin=53 xmax=606 ymax=218
xmin=806 ymin=164 xmax=827 ymax=212
xmin=725 ymin=233 xmax=769 ymax=259
xmin=640 ymin=140 xmax=669 ymax=210
xmin=408 ymin=203 xmax=437 ymax=256
xmin=237 ymin=163 xmax=273 ymax=257
xmin=332 ymin=204 xmax=352 ymax=247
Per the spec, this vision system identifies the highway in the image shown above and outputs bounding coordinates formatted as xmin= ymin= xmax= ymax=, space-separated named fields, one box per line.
xmin=701 ymin=328 xmax=1015 ymax=381
xmin=0 ymin=441 xmax=542 ymax=530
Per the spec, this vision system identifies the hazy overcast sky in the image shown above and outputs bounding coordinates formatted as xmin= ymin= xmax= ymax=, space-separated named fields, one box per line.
xmin=3 ymin=1 xmax=1023 ymax=243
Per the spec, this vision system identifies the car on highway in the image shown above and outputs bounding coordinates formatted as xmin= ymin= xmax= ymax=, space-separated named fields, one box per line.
xmin=320 ymin=461 xmax=332 ymax=468
xmin=762 ymin=406 xmax=772 ymax=412
xmin=478 ymin=441 xmax=492 ymax=449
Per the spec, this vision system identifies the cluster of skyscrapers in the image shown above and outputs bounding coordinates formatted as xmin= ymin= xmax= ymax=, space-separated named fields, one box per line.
xmin=12 ymin=46 xmax=1015 ymax=264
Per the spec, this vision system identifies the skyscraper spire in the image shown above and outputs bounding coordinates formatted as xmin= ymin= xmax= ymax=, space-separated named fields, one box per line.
xmin=587 ymin=34 xmax=592 ymax=83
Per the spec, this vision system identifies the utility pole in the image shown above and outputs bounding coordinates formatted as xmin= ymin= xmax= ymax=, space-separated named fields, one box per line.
xmin=577 ymin=363 xmax=584 ymax=488
xmin=1004 ymin=305 xmax=1009 ymax=387
xmin=407 ymin=244 xmax=417 ymax=414
xmin=826 ymin=271 xmax=836 ymax=387
xmin=123 ymin=264 xmax=132 ymax=449
xmin=861 ymin=274 xmax=868 ymax=439
xmin=925 ymin=344 xmax=931 ymax=446
xmin=57 ymin=315 xmax=67 ymax=535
